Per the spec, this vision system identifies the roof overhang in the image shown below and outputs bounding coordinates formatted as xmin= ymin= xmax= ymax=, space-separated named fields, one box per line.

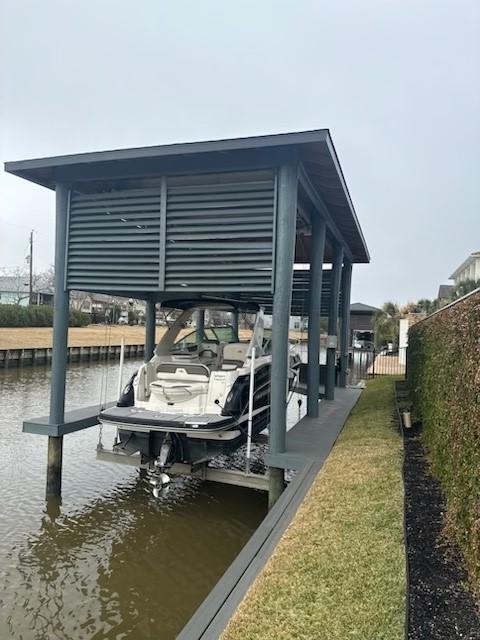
xmin=5 ymin=129 xmax=369 ymax=264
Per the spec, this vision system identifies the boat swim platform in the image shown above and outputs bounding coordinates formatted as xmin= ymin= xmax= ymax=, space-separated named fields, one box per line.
xmin=178 ymin=386 xmax=362 ymax=640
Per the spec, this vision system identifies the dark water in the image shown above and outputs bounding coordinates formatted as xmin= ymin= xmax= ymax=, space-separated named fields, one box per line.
xmin=0 ymin=360 xmax=267 ymax=640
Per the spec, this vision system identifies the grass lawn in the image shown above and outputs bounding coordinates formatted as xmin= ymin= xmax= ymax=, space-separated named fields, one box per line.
xmin=0 ymin=325 xmax=169 ymax=349
xmin=222 ymin=377 xmax=406 ymax=640
xmin=0 ymin=326 xmax=303 ymax=350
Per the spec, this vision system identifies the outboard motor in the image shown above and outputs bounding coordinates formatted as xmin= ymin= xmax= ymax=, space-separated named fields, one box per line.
xmin=149 ymin=434 xmax=173 ymax=496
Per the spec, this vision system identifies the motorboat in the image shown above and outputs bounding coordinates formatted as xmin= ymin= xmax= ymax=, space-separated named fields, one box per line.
xmin=98 ymin=299 xmax=301 ymax=470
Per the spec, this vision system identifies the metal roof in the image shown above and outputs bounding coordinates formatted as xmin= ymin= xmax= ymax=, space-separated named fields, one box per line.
xmin=437 ymin=284 xmax=453 ymax=299
xmin=5 ymin=129 xmax=369 ymax=264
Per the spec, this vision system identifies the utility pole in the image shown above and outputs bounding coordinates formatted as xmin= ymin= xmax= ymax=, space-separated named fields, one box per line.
xmin=28 ymin=230 xmax=34 ymax=305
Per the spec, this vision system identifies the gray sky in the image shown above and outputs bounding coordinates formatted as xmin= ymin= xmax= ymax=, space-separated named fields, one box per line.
xmin=1 ymin=0 xmax=479 ymax=306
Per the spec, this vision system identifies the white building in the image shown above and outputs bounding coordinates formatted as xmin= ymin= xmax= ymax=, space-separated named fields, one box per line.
xmin=450 ymin=251 xmax=480 ymax=285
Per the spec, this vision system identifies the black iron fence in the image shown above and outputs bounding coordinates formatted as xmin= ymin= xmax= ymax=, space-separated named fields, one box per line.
xmin=349 ymin=347 xmax=407 ymax=383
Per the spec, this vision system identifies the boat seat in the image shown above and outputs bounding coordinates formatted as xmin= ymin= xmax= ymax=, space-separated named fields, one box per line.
xmin=221 ymin=343 xmax=248 ymax=370
xmin=151 ymin=363 xmax=209 ymax=404
xmin=156 ymin=362 xmax=210 ymax=380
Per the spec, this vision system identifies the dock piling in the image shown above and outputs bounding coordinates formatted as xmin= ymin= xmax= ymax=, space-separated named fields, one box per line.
xmin=307 ymin=215 xmax=326 ymax=416
xmin=46 ymin=183 xmax=70 ymax=498
xmin=325 ymin=243 xmax=344 ymax=400
xmin=339 ymin=259 xmax=352 ymax=387
xmin=145 ymin=300 xmax=156 ymax=362
xmin=46 ymin=436 xmax=63 ymax=497
xmin=268 ymin=164 xmax=297 ymax=508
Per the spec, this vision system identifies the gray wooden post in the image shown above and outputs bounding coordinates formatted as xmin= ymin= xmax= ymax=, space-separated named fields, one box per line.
xmin=145 ymin=300 xmax=156 ymax=362
xmin=268 ymin=164 xmax=297 ymax=508
xmin=47 ymin=183 xmax=70 ymax=498
xmin=339 ymin=258 xmax=352 ymax=387
xmin=325 ymin=243 xmax=344 ymax=401
xmin=196 ymin=309 xmax=205 ymax=343
xmin=307 ymin=215 xmax=326 ymax=416
xmin=231 ymin=309 xmax=239 ymax=338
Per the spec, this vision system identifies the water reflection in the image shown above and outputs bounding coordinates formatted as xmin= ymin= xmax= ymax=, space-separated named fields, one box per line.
xmin=0 ymin=360 xmax=266 ymax=639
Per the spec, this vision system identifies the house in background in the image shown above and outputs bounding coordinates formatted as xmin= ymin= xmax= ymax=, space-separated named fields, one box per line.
xmin=437 ymin=284 xmax=453 ymax=304
xmin=450 ymin=251 xmax=480 ymax=285
xmin=349 ymin=302 xmax=381 ymax=346
xmin=0 ymin=276 xmax=54 ymax=306
xmin=70 ymin=291 xmax=146 ymax=323
xmin=266 ymin=302 xmax=380 ymax=345
xmin=0 ymin=276 xmax=31 ymax=305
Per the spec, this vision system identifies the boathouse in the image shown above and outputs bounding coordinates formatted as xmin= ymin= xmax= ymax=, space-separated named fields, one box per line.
xmin=5 ymin=129 xmax=369 ymax=505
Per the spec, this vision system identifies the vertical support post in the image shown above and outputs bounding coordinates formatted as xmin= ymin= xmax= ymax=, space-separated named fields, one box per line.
xmin=307 ymin=215 xmax=326 ymax=416
xmin=269 ymin=163 xmax=298 ymax=509
xmin=231 ymin=309 xmax=239 ymax=338
xmin=47 ymin=183 xmax=70 ymax=498
xmin=196 ymin=309 xmax=205 ymax=343
xmin=145 ymin=300 xmax=156 ymax=362
xmin=325 ymin=243 xmax=344 ymax=401
xmin=339 ymin=258 xmax=352 ymax=387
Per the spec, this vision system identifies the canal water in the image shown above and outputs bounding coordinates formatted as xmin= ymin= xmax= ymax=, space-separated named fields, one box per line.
xmin=0 ymin=360 xmax=268 ymax=640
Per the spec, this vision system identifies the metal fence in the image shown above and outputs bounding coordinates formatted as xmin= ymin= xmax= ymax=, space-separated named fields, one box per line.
xmin=349 ymin=347 xmax=407 ymax=383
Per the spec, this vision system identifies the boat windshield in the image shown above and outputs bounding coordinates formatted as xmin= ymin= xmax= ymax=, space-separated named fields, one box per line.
xmin=171 ymin=324 xmax=238 ymax=353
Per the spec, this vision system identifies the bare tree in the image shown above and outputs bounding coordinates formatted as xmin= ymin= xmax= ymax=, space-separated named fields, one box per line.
xmin=69 ymin=290 xmax=92 ymax=312
xmin=35 ymin=265 xmax=55 ymax=293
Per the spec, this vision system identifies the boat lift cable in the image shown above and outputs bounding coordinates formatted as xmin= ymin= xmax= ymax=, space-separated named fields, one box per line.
xmin=245 ymin=346 xmax=256 ymax=475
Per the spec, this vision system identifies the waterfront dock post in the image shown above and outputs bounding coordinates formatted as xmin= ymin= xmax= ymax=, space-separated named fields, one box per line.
xmin=47 ymin=183 xmax=69 ymax=498
xmin=268 ymin=164 xmax=297 ymax=508
xmin=145 ymin=300 xmax=156 ymax=361
xmin=339 ymin=258 xmax=353 ymax=387
xmin=325 ymin=243 xmax=343 ymax=401
xmin=306 ymin=215 xmax=326 ymax=417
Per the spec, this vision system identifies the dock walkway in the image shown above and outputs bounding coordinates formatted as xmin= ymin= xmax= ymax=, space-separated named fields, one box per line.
xmin=266 ymin=387 xmax=362 ymax=471
xmin=178 ymin=387 xmax=362 ymax=640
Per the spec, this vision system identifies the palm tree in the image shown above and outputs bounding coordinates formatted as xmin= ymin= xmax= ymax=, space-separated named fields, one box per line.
xmin=373 ymin=301 xmax=400 ymax=349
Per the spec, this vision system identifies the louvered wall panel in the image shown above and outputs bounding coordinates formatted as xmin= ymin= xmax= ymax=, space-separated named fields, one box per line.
xmin=233 ymin=270 xmax=341 ymax=315
xmin=164 ymin=178 xmax=276 ymax=292
xmin=67 ymin=188 xmax=161 ymax=291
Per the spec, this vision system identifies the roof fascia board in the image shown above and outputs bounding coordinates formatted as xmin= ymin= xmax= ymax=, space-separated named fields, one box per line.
xmin=10 ymin=147 xmax=297 ymax=191
xmin=5 ymin=130 xmax=329 ymax=176
xmin=298 ymin=163 xmax=353 ymax=263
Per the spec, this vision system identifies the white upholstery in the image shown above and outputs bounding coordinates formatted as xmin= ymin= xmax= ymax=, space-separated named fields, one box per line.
xmin=156 ymin=370 xmax=208 ymax=383
xmin=222 ymin=343 xmax=248 ymax=365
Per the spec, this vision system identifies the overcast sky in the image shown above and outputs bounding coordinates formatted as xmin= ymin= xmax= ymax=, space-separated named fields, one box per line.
xmin=1 ymin=0 xmax=479 ymax=306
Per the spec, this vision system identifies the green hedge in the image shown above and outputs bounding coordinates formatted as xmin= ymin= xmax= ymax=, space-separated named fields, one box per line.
xmin=0 ymin=304 xmax=90 ymax=328
xmin=408 ymin=290 xmax=480 ymax=596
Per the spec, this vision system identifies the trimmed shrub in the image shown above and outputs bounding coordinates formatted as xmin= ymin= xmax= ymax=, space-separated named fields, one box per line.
xmin=408 ymin=289 xmax=480 ymax=596
xmin=69 ymin=309 xmax=90 ymax=327
xmin=0 ymin=304 xmax=90 ymax=328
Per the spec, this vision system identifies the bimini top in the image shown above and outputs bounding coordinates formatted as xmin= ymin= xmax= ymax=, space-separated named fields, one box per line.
xmin=5 ymin=129 xmax=369 ymax=264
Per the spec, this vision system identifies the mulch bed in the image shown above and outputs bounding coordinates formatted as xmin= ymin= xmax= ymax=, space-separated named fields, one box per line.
xmin=403 ymin=422 xmax=480 ymax=639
